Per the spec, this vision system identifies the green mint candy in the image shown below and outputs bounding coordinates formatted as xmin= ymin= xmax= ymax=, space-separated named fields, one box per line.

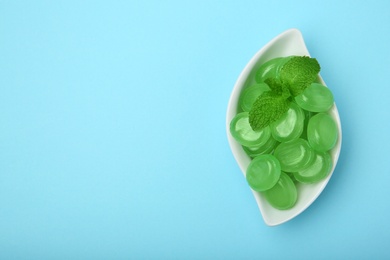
xmin=230 ymin=112 xmax=271 ymax=147
xmin=295 ymin=83 xmax=334 ymax=112
xmin=246 ymin=154 xmax=281 ymax=192
xmin=238 ymin=83 xmax=270 ymax=112
xmin=242 ymin=136 xmax=278 ymax=158
xmin=270 ymin=102 xmax=304 ymax=142
xmin=294 ymin=151 xmax=332 ymax=183
xmin=255 ymin=57 xmax=291 ymax=83
xmin=274 ymin=138 xmax=315 ymax=172
xmin=307 ymin=113 xmax=338 ymax=152
xmin=262 ymin=172 xmax=297 ymax=210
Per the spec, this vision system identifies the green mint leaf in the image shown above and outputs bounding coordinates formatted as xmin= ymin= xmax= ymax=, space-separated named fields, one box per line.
xmin=280 ymin=56 xmax=320 ymax=96
xmin=264 ymin=78 xmax=291 ymax=99
xmin=249 ymin=91 xmax=290 ymax=131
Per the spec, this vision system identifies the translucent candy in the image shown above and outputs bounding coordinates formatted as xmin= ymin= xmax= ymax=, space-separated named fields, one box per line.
xmin=295 ymin=83 xmax=334 ymax=112
xmin=307 ymin=113 xmax=338 ymax=152
xmin=262 ymin=172 xmax=297 ymax=210
xmin=273 ymin=138 xmax=315 ymax=172
xmin=294 ymin=151 xmax=332 ymax=183
xmin=238 ymin=83 xmax=270 ymax=112
xmin=255 ymin=57 xmax=291 ymax=83
xmin=242 ymin=136 xmax=278 ymax=158
xmin=270 ymin=102 xmax=304 ymax=142
xmin=230 ymin=112 xmax=271 ymax=147
xmin=246 ymin=154 xmax=281 ymax=191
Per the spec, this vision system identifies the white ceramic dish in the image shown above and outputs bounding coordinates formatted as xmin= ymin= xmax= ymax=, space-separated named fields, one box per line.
xmin=226 ymin=28 xmax=342 ymax=226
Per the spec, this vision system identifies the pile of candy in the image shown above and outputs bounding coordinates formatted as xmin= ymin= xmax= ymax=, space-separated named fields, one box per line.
xmin=230 ymin=56 xmax=338 ymax=210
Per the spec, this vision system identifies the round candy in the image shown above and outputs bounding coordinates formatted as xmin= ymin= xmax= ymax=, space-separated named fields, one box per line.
xmin=270 ymin=102 xmax=304 ymax=142
xmin=243 ymin=136 xmax=278 ymax=158
xmin=230 ymin=112 xmax=271 ymax=147
xmin=255 ymin=56 xmax=291 ymax=83
xmin=307 ymin=113 xmax=338 ymax=152
xmin=246 ymin=154 xmax=281 ymax=191
xmin=262 ymin=172 xmax=297 ymax=210
xmin=294 ymin=151 xmax=332 ymax=183
xmin=295 ymin=83 xmax=334 ymax=112
xmin=239 ymin=83 xmax=270 ymax=112
xmin=274 ymin=138 xmax=315 ymax=172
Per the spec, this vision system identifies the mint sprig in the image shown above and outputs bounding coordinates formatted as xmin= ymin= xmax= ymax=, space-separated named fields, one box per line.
xmin=280 ymin=56 xmax=320 ymax=96
xmin=248 ymin=56 xmax=320 ymax=131
xmin=249 ymin=79 xmax=291 ymax=130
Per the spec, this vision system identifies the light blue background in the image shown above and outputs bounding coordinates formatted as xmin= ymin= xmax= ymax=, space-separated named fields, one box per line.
xmin=1 ymin=0 xmax=389 ymax=259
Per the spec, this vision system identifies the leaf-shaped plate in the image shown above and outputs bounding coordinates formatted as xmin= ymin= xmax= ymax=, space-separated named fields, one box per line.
xmin=226 ymin=28 xmax=342 ymax=226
